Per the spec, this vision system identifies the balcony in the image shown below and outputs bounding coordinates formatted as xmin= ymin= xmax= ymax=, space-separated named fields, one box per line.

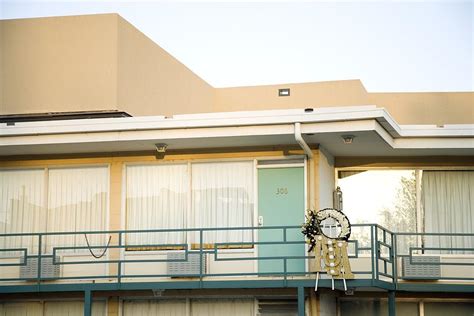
xmin=0 ymin=224 xmax=473 ymax=294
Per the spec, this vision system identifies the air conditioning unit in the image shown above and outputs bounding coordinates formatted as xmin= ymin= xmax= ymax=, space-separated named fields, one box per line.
xmin=167 ymin=252 xmax=206 ymax=277
xmin=401 ymin=256 xmax=440 ymax=280
xmin=258 ymin=299 xmax=298 ymax=315
xmin=20 ymin=256 xmax=61 ymax=279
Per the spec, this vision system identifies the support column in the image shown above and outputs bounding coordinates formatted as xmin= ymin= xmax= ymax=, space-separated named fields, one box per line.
xmin=309 ymin=291 xmax=319 ymax=316
xmin=84 ymin=289 xmax=92 ymax=316
xmin=108 ymin=162 xmax=123 ymax=280
xmin=298 ymin=287 xmax=305 ymax=316
xmin=388 ymin=291 xmax=396 ymax=316
xmin=107 ymin=297 xmax=119 ymax=316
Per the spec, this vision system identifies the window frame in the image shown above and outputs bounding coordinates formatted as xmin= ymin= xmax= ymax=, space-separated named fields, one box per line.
xmin=122 ymin=159 xmax=258 ymax=252
xmin=335 ymin=166 xmax=474 ymax=258
xmin=0 ymin=164 xmax=111 ymax=257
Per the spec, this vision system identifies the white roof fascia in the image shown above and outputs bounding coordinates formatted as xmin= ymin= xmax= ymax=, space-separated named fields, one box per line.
xmin=0 ymin=108 xmax=473 ymax=152
xmin=398 ymin=125 xmax=474 ymax=137
xmin=394 ymin=138 xmax=474 ymax=149
xmin=0 ymin=124 xmax=296 ymax=146
xmin=0 ymin=107 xmax=395 ymax=137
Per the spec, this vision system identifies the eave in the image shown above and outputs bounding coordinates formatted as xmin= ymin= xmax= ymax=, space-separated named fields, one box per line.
xmin=1 ymin=106 xmax=473 ymax=157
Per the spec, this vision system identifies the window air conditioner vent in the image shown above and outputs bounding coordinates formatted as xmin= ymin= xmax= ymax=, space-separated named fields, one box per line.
xmin=401 ymin=256 xmax=440 ymax=280
xmin=20 ymin=256 xmax=61 ymax=279
xmin=258 ymin=299 xmax=298 ymax=316
xmin=167 ymin=252 xmax=206 ymax=277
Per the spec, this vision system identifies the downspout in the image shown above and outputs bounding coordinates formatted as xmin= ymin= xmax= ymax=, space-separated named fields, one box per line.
xmin=295 ymin=123 xmax=316 ymax=210
xmin=295 ymin=122 xmax=319 ymax=314
xmin=294 ymin=123 xmax=313 ymax=158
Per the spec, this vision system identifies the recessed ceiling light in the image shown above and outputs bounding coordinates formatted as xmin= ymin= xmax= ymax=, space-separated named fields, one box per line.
xmin=341 ymin=135 xmax=355 ymax=144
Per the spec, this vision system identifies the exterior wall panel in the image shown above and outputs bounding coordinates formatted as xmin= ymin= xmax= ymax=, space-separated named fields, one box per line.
xmin=0 ymin=14 xmax=118 ymax=115
xmin=116 ymin=18 xmax=215 ymax=117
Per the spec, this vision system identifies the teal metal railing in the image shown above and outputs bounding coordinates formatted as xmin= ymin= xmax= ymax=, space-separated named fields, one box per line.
xmin=0 ymin=224 xmax=472 ymax=287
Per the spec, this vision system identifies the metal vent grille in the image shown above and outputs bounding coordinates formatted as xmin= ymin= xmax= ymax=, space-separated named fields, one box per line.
xmin=19 ymin=256 xmax=61 ymax=279
xmin=167 ymin=252 xmax=206 ymax=277
xmin=258 ymin=299 xmax=298 ymax=316
xmin=402 ymin=256 xmax=440 ymax=280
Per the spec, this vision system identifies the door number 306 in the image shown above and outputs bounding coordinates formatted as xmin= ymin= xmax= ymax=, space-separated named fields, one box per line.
xmin=276 ymin=187 xmax=288 ymax=195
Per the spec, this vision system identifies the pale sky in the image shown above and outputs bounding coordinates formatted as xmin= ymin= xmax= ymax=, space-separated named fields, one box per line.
xmin=1 ymin=1 xmax=473 ymax=92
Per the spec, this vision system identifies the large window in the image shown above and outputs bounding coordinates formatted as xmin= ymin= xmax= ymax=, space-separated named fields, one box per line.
xmin=0 ymin=169 xmax=45 ymax=252
xmin=0 ymin=301 xmax=106 ymax=316
xmin=125 ymin=161 xmax=254 ymax=247
xmin=422 ymin=171 xmax=474 ymax=253
xmin=0 ymin=166 xmax=109 ymax=253
xmin=125 ymin=164 xmax=189 ymax=247
xmin=338 ymin=170 xmax=417 ymax=233
xmin=122 ymin=299 xmax=255 ymax=316
xmin=337 ymin=169 xmax=473 ymax=253
xmin=191 ymin=162 xmax=254 ymax=246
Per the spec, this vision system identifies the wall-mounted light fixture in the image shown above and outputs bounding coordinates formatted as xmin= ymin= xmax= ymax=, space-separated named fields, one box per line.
xmin=155 ymin=143 xmax=168 ymax=153
xmin=155 ymin=143 xmax=168 ymax=159
xmin=341 ymin=135 xmax=355 ymax=144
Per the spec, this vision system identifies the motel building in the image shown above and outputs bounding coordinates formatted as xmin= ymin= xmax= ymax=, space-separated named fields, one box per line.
xmin=0 ymin=14 xmax=473 ymax=316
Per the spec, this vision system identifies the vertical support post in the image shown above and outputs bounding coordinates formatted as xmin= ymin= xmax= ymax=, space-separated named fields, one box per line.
xmin=84 ymin=289 xmax=92 ymax=316
xmin=297 ymin=286 xmax=305 ymax=316
xmin=374 ymin=226 xmax=379 ymax=281
xmin=388 ymin=290 xmax=396 ymax=316
xmin=37 ymin=235 xmax=42 ymax=285
xmin=199 ymin=230 xmax=203 ymax=288
xmin=370 ymin=225 xmax=375 ymax=284
xmin=118 ymin=232 xmax=122 ymax=284
xmin=392 ymin=234 xmax=398 ymax=288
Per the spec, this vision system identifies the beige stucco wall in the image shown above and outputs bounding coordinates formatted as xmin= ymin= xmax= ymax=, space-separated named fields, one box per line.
xmin=0 ymin=21 xmax=3 ymax=110
xmin=0 ymin=14 xmax=215 ymax=117
xmin=0 ymin=14 xmax=119 ymax=114
xmin=368 ymin=92 xmax=474 ymax=125
xmin=116 ymin=18 xmax=215 ymax=117
xmin=215 ymin=80 xmax=474 ymax=125
xmin=214 ymin=80 xmax=370 ymax=112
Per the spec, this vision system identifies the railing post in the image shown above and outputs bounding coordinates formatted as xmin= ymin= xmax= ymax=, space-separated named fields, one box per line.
xmin=84 ymin=289 xmax=92 ymax=316
xmin=374 ymin=226 xmax=379 ymax=282
xmin=370 ymin=225 xmax=376 ymax=284
xmin=37 ymin=235 xmax=42 ymax=285
xmin=392 ymin=233 xmax=398 ymax=288
xmin=388 ymin=290 xmax=396 ymax=316
xmin=199 ymin=230 xmax=203 ymax=287
xmin=118 ymin=232 xmax=122 ymax=284
xmin=297 ymin=286 xmax=305 ymax=316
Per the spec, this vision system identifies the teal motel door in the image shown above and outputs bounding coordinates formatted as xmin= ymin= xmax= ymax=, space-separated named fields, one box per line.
xmin=258 ymin=167 xmax=306 ymax=275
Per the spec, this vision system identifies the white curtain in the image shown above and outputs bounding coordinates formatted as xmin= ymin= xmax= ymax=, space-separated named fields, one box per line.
xmin=191 ymin=299 xmax=255 ymax=316
xmin=422 ymin=171 xmax=474 ymax=252
xmin=43 ymin=301 xmax=105 ymax=316
xmin=0 ymin=302 xmax=42 ymax=316
xmin=0 ymin=169 xmax=45 ymax=254
xmin=191 ymin=161 xmax=254 ymax=245
xmin=0 ymin=301 xmax=106 ymax=316
xmin=46 ymin=167 xmax=108 ymax=253
xmin=122 ymin=300 xmax=186 ymax=316
xmin=126 ymin=164 xmax=188 ymax=246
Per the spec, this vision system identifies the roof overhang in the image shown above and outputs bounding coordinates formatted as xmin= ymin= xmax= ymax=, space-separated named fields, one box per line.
xmin=1 ymin=106 xmax=473 ymax=157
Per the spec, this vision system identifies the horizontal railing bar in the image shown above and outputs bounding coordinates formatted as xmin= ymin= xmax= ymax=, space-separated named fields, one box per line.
xmin=409 ymin=247 xmax=474 ymax=251
xmin=378 ymin=272 xmax=394 ymax=279
xmin=0 ymin=225 xmax=313 ymax=237
xmin=396 ymin=232 xmax=474 ymax=236
xmin=1 ymin=223 xmax=473 ymax=290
